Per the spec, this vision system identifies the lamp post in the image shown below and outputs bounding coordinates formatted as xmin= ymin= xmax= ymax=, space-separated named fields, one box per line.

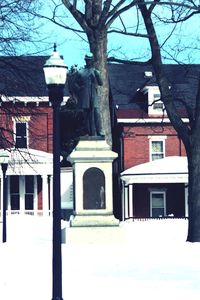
xmin=43 ymin=44 xmax=67 ymax=300
xmin=0 ymin=150 xmax=9 ymax=243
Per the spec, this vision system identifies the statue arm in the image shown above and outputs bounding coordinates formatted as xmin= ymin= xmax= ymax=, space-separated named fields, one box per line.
xmin=94 ymin=69 xmax=103 ymax=86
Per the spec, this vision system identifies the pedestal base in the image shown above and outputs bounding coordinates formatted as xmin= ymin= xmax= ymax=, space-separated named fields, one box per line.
xmin=65 ymin=225 xmax=126 ymax=244
xmin=70 ymin=214 xmax=119 ymax=227
xmin=69 ymin=138 xmax=119 ymax=228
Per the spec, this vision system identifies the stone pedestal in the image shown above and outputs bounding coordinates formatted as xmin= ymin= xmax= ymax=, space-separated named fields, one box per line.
xmin=68 ymin=137 xmax=119 ymax=227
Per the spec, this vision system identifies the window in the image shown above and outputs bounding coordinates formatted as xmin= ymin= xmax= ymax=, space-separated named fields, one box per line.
xmin=15 ymin=122 xmax=27 ymax=148
xmin=13 ymin=116 xmax=30 ymax=149
xmin=152 ymin=93 xmax=164 ymax=113
xmin=10 ymin=175 xmax=34 ymax=211
xmin=149 ymin=136 xmax=166 ymax=161
xmin=151 ymin=141 xmax=164 ymax=160
xmin=10 ymin=176 xmax=20 ymax=210
xmin=150 ymin=191 xmax=166 ymax=217
xmin=25 ymin=176 xmax=34 ymax=210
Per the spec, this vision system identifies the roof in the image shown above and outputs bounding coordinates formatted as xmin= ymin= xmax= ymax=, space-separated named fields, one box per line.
xmin=121 ymin=156 xmax=188 ymax=184
xmin=0 ymin=56 xmax=68 ymax=97
xmin=108 ymin=63 xmax=200 ymax=114
xmin=0 ymin=56 xmax=47 ymax=97
xmin=7 ymin=148 xmax=53 ymax=175
xmin=0 ymin=56 xmax=199 ymax=110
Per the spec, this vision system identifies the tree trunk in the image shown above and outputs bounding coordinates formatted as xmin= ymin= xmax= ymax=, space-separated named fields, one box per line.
xmin=87 ymin=28 xmax=112 ymax=146
xmin=138 ymin=1 xmax=200 ymax=242
xmin=187 ymin=138 xmax=200 ymax=242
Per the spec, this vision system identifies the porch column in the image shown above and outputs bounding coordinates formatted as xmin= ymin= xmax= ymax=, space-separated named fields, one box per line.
xmin=33 ymin=175 xmax=38 ymax=215
xmin=42 ymin=174 xmax=49 ymax=216
xmin=184 ymin=184 xmax=189 ymax=218
xmin=121 ymin=181 xmax=125 ymax=221
xmin=0 ymin=177 xmax=2 ymax=218
xmin=20 ymin=176 xmax=25 ymax=214
xmin=128 ymin=184 xmax=134 ymax=219
xmin=49 ymin=175 xmax=53 ymax=215
xmin=124 ymin=185 xmax=129 ymax=220
xmin=7 ymin=177 xmax=11 ymax=214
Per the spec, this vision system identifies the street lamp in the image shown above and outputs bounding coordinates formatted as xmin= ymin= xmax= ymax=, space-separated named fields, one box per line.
xmin=0 ymin=150 xmax=9 ymax=243
xmin=43 ymin=44 xmax=67 ymax=300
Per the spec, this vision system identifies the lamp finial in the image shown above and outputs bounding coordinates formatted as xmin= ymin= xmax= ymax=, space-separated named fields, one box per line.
xmin=54 ymin=43 xmax=57 ymax=52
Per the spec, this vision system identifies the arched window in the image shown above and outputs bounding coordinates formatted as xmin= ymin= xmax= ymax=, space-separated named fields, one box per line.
xmin=83 ymin=167 xmax=105 ymax=209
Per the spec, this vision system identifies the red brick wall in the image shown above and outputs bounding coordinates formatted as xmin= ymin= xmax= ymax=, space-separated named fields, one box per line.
xmin=0 ymin=104 xmax=53 ymax=153
xmin=123 ymin=124 xmax=186 ymax=170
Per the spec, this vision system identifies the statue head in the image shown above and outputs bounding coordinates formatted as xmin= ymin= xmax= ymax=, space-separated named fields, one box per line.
xmin=85 ymin=53 xmax=93 ymax=60
xmin=85 ymin=53 xmax=94 ymax=67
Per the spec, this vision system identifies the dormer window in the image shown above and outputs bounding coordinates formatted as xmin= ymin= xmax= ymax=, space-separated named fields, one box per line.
xmin=152 ymin=92 xmax=164 ymax=112
xmin=153 ymin=102 xmax=164 ymax=110
xmin=142 ymin=86 xmax=166 ymax=116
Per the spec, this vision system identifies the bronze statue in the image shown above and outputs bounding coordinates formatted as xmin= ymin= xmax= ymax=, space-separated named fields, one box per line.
xmin=68 ymin=53 xmax=104 ymax=137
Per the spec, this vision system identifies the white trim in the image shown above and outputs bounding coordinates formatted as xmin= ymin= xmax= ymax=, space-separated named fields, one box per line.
xmin=121 ymin=173 xmax=188 ymax=184
xmin=148 ymin=135 xmax=167 ymax=140
xmin=1 ymin=95 xmax=69 ymax=104
xmin=117 ymin=118 xmax=189 ymax=124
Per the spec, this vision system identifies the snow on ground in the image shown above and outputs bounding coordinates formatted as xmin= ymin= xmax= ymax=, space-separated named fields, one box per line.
xmin=1 ymin=216 xmax=200 ymax=300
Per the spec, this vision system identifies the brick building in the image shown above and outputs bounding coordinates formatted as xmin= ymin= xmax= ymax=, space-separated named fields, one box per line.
xmin=0 ymin=56 xmax=72 ymax=218
xmin=0 ymin=57 xmax=199 ymax=221
xmin=109 ymin=64 xmax=200 ymax=220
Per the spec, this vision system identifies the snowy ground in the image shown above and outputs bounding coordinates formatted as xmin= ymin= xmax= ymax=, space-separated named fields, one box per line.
xmin=1 ymin=216 xmax=200 ymax=300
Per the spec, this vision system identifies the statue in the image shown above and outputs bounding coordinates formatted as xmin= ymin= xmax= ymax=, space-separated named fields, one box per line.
xmin=68 ymin=53 xmax=104 ymax=137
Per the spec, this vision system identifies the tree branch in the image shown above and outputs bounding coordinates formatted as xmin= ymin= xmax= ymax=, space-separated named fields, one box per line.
xmin=108 ymin=28 xmax=149 ymax=38
xmin=106 ymin=1 xmax=137 ymax=29
xmin=138 ymin=0 xmax=190 ymax=148
xmin=62 ymin=0 xmax=89 ymax=32
xmin=148 ymin=0 xmax=161 ymax=14
xmin=98 ymin=0 xmax=112 ymax=29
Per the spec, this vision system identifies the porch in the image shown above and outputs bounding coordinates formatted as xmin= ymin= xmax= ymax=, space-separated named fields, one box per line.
xmin=121 ymin=156 xmax=188 ymax=221
xmin=0 ymin=149 xmax=73 ymax=219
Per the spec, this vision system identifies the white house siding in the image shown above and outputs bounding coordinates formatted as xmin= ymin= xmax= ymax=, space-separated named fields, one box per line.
xmin=0 ymin=149 xmax=73 ymax=218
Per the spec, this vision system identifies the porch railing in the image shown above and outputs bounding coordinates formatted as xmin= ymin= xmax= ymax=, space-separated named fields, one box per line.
xmin=0 ymin=210 xmax=52 ymax=217
xmin=125 ymin=216 xmax=188 ymax=222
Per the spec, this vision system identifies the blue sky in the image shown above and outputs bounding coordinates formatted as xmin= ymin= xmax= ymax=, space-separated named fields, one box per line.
xmin=23 ymin=1 xmax=200 ymax=68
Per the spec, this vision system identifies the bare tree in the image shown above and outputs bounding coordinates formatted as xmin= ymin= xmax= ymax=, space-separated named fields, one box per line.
xmin=0 ymin=1 xmax=44 ymax=56
xmin=135 ymin=0 xmax=200 ymax=242
xmin=36 ymin=0 xmax=145 ymax=145
xmin=36 ymin=0 xmax=200 ymax=241
xmin=34 ymin=0 xmax=200 ymax=142
xmin=0 ymin=1 xmax=48 ymax=156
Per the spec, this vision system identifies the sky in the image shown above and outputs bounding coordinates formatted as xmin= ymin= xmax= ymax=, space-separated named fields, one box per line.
xmin=1 ymin=217 xmax=200 ymax=300
xmin=24 ymin=1 xmax=200 ymax=68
